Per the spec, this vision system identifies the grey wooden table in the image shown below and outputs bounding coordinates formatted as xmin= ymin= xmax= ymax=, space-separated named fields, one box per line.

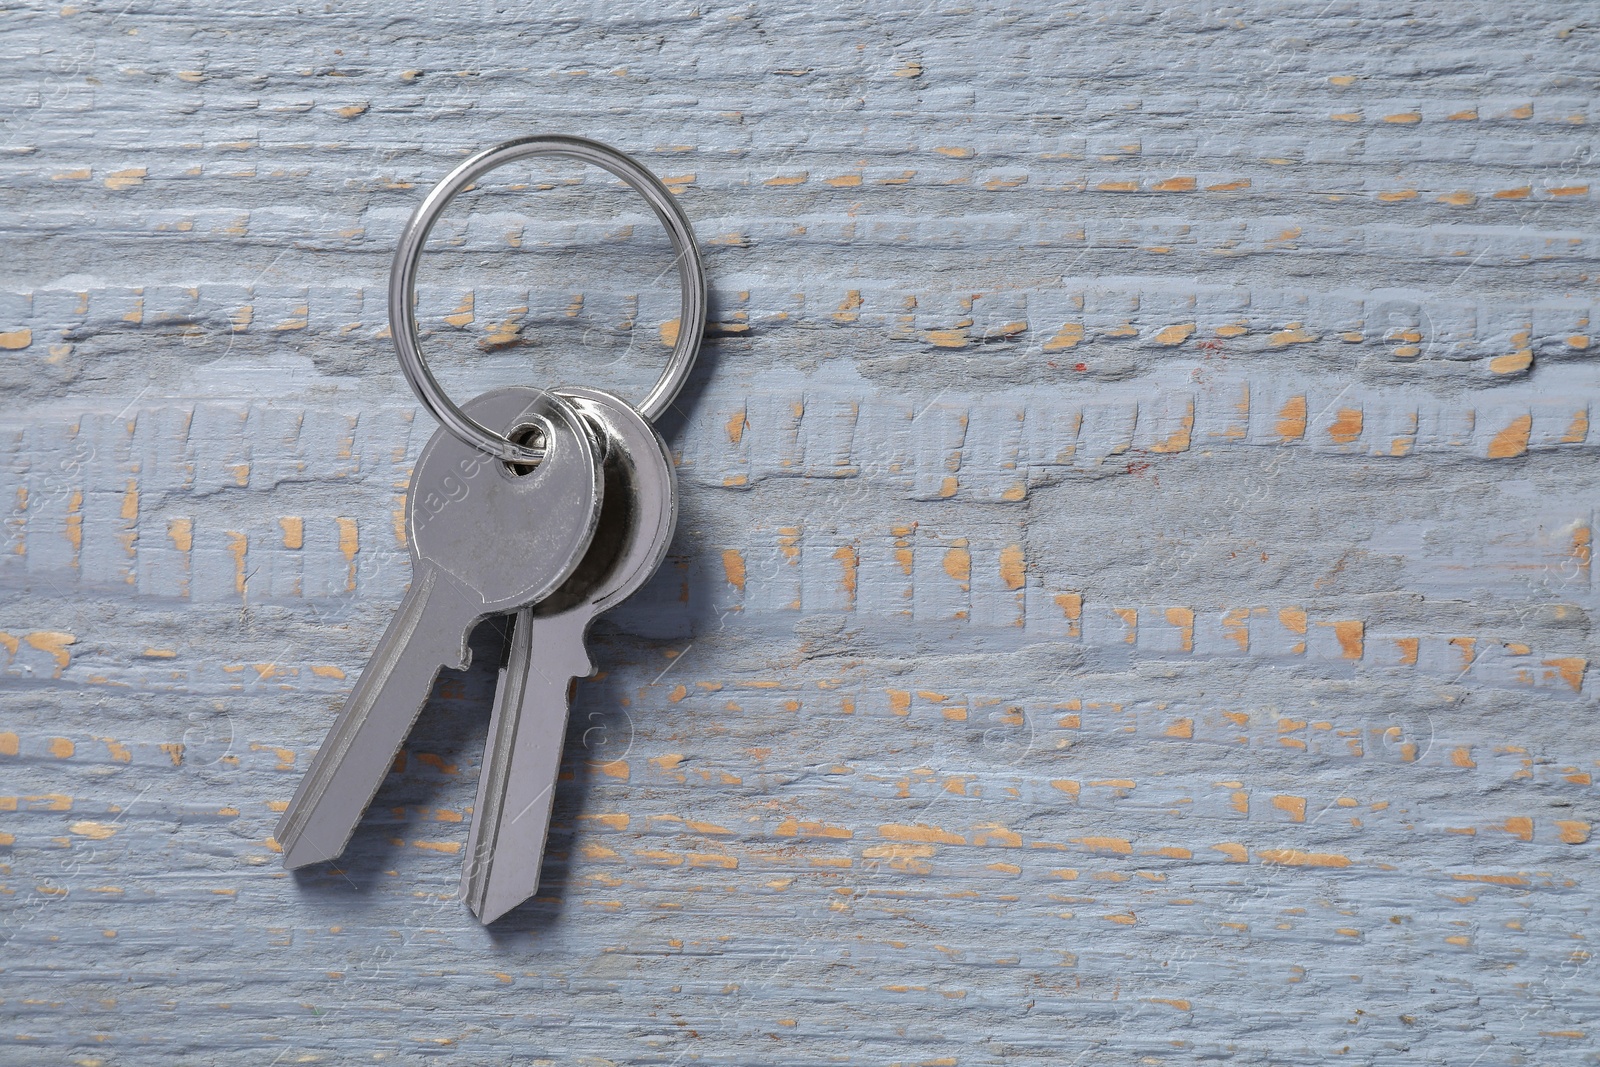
xmin=2 ymin=2 xmax=1596 ymax=1063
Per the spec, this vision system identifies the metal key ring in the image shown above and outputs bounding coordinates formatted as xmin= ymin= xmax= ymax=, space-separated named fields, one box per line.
xmin=389 ymin=134 xmax=707 ymax=463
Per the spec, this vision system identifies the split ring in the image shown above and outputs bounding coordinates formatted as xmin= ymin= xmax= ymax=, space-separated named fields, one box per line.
xmin=389 ymin=134 xmax=707 ymax=463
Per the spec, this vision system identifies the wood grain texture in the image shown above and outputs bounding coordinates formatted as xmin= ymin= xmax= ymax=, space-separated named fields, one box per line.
xmin=1 ymin=1 xmax=1597 ymax=1063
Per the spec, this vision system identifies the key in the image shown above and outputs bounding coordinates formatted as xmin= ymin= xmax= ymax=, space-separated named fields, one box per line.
xmin=462 ymin=387 xmax=677 ymax=922
xmin=277 ymin=386 xmax=605 ymax=870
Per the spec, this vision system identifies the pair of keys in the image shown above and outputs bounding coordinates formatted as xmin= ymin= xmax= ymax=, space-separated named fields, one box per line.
xmin=274 ymin=136 xmax=707 ymax=924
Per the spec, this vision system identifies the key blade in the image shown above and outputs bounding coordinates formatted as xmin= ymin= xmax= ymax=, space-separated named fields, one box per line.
xmin=463 ymin=606 xmax=592 ymax=923
xmin=277 ymin=564 xmax=478 ymax=869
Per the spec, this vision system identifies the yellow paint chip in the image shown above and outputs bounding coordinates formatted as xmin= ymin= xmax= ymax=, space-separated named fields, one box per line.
xmin=942 ymin=545 xmax=971 ymax=586
xmin=411 ymin=839 xmax=462 ymax=854
xmin=104 ymin=167 xmax=147 ymax=190
xmin=832 ymin=290 xmax=862 ymax=323
xmin=721 ymin=549 xmax=746 ymax=591
xmin=24 ymin=632 xmax=76 ymax=676
xmin=862 ymin=842 xmax=935 ymax=874
xmin=1149 ymin=401 xmax=1194 ymax=453
xmin=1269 ymin=324 xmax=1318 ymax=347
xmin=1259 ymin=849 xmax=1350 ymax=868
xmin=1054 ymin=591 xmax=1082 ymax=627
xmin=1222 ymin=607 xmax=1250 ymax=652
xmin=1113 ymin=607 xmax=1137 ymax=643
xmin=1332 ymin=619 xmax=1364 ymax=660
xmin=1164 ymin=607 xmax=1194 ymax=652
xmin=688 ymin=852 xmax=737 ymax=869
xmin=1328 ymin=407 xmax=1363 ymax=445
xmin=923 ymin=327 xmax=970 ymax=349
xmin=1542 ymin=656 xmax=1585 ymax=692
xmin=443 ymin=293 xmax=473 ymax=328
xmin=336 ymin=517 xmax=359 ymax=562
xmin=1153 ymin=323 xmax=1195 ymax=345
xmin=1276 ymin=396 xmax=1307 ymax=441
xmin=1488 ymin=414 xmax=1531 ymax=458
xmin=226 ymin=531 xmax=248 ymax=595
xmin=776 ymin=817 xmax=853 ymax=839
xmin=879 ymin=823 xmax=964 ymax=845
xmin=1489 ymin=350 xmax=1533 ymax=375
xmin=1072 ymin=836 xmax=1132 ymax=855
xmin=1272 ymin=795 xmax=1307 ymax=822
xmin=1452 ymin=872 xmax=1525 ymax=886
xmin=119 ymin=481 xmax=139 ymax=525
xmin=1042 ymin=322 xmax=1084 ymax=351
xmin=834 ymin=544 xmax=858 ymax=602
xmin=999 ymin=544 xmax=1025 ymax=591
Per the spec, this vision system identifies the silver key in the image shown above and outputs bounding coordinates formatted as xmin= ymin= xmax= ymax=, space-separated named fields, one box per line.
xmin=277 ymin=386 xmax=604 ymax=869
xmin=462 ymin=387 xmax=677 ymax=922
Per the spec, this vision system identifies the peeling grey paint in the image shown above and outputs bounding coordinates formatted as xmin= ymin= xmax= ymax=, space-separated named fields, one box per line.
xmin=1 ymin=2 xmax=1597 ymax=1064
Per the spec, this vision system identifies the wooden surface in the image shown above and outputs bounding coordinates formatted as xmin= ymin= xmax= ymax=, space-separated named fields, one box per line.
xmin=2 ymin=2 xmax=1597 ymax=1063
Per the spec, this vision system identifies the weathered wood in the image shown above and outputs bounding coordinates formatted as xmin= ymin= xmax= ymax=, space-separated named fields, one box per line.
xmin=1 ymin=1 xmax=1596 ymax=1062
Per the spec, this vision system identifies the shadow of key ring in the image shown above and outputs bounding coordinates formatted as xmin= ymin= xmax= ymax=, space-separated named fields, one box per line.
xmin=388 ymin=134 xmax=707 ymax=464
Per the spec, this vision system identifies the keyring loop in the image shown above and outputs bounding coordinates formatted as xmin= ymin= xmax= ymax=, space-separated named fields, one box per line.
xmin=389 ymin=134 xmax=707 ymax=463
